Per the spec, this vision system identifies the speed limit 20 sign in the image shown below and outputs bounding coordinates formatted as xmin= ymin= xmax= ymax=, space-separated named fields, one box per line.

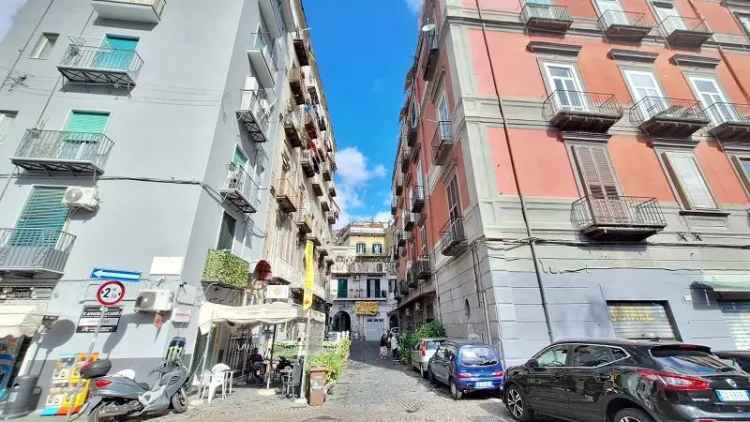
xmin=96 ymin=281 xmax=126 ymax=307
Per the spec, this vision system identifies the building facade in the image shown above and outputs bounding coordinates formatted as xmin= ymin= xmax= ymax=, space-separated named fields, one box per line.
xmin=393 ymin=0 xmax=750 ymax=367
xmin=329 ymin=222 xmax=397 ymax=341
xmin=0 ymin=0 xmax=336 ymax=407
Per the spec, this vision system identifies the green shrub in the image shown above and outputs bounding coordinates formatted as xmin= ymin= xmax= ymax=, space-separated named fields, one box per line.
xmin=201 ymin=249 xmax=249 ymax=288
xmin=415 ymin=320 xmax=446 ymax=339
xmin=309 ymin=338 xmax=351 ymax=384
xmin=399 ymin=321 xmax=446 ymax=364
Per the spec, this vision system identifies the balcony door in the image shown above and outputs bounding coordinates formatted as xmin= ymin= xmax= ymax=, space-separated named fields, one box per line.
xmin=572 ymin=145 xmax=627 ymax=224
xmin=61 ymin=111 xmax=109 ymax=161
xmin=95 ymin=35 xmax=137 ymax=71
xmin=437 ymin=94 xmax=451 ymax=139
xmin=688 ymin=76 xmax=736 ymax=125
xmin=624 ymin=70 xmax=666 ymax=120
xmin=543 ymin=63 xmax=586 ymax=112
xmin=595 ymin=0 xmax=627 ymax=26
xmin=11 ymin=187 xmax=69 ymax=247
xmin=446 ymin=174 xmax=462 ymax=238
xmin=652 ymin=2 xmax=685 ymax=33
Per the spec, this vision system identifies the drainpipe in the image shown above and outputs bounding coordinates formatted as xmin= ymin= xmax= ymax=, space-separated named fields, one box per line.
xmin=473 ymin=0 xmax=554 ymax=344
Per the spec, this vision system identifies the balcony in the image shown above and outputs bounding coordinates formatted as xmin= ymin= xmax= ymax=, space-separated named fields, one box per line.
xmin=328 ymin=182 xmax=336 ymax=197
xmin=391 ymin=195 xmax=398 ymax=215
xmin=440 ymin=217 xmax=468 ymax=257
xmin=322 ymin=162 xmax=332 ymax=181
xmin=293 ymin=30 xmax=311 ymax=67
xmin=318 ymin=246 xmax=328 ymax=257
xmin=301 ymin=150 xmax=315 ymax=177
xmin=274 ymin=177 xmax=298 ymax=214
xmin=395 ymin=173 xmax=403 ymax=195
xmin=247 ymin=32 xmax=276 ymax=88
xmin=421 ymin=26 xmax=439 ymax=80
xmin=327 ymin=211 xmax=336 ymax=225
xmin=659 ymin=16 xmax=712 ymax=48
xmin=91 ymin=0 xmax=166 ymax=23
xmin=11 ymin=129 xmax=114 ymax=174
xmin=407 ymin=272 xmax=418 ymax=289
xmin=403 ymin=121 xmax=418 ymax=148
xmin=311 ymin=176 xmax=324 ymax=197
xmin=404 ymin=212 xmax=416 ymax=231
xmin=411 ymin=185 xmax=425 ymax=213
xmin=521 ymin=4 xmax=573 ymax=32
xmin=598 ymin=10 xmax=654 ymax=41
xmin=289 ymin=66 xmax=307 ymax=105
xmin=303 ymin=106 xmax=319 ymax=139
xmin=410 ymin=139 xmax=421 ymax=162
xmin=0 ymin=229 xmax=76 ymax=278
xmin=284 ymin=103 xmax=305 ymax=148
xmin=397 ymin=233 xmax=407 ymax=247
xmin=320 ymin=199 xmax=330 ymax=212
xmin=413 ymin=257 xmax=432 ymax=280
xmin=571 ymin=196 xmax=666 ymax=241
xmin=236 ymin=88 xmax=272 ymax=143
xmin=432 ymin=121 xmax=453 ymax=165
xmin=202 ymin=249 xmax=249 ymax=289
xmin=296 ymin=209 xmax=312 ymax=234
xmin=629 ymin=97 xmax=709 ymax=138
xmin=57 ymin=42 xmax=143 ymax=87
xmin=307 ymin=233 xmax=321 ymax=246
xmin=704 ymin=102 xmax=750 ymax=142
xmin=543 ymin=91 xmax=623 ymax=133
xmin=220 ymin=163 xmax=259 ymax=214
xmin=306 ymin=75 xmax=320 ymax=105
xmin=400 ymin=147 xmax=410 ymax=172
xmin=318 ymin=114 xmax=327 ymax=131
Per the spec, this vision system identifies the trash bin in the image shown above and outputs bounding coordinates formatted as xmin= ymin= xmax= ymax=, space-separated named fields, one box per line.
xmin=3 ymin=375 xmax=41 ymax=418
xmin=308 ymin=367 xmax=327 ymax=407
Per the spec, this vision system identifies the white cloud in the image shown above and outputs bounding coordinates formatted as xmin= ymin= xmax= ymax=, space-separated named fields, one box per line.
xmin=373 ymin=211 xmax=392 ymax=223
xmin=405 ymin=0 xmax=423 ymax=14
xmin=0 ymin=0 xmax=26 ymax=43
xmin=333 ymin=147 xmax=388 ymax=228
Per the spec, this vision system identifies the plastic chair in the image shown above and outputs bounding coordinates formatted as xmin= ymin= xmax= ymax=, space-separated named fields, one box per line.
xmin=199 ymin=365 xmax=229 ymax=404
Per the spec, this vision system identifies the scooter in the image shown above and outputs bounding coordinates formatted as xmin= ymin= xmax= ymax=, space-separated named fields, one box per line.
xmin=79 ymin=359 xmax=189 ymax=422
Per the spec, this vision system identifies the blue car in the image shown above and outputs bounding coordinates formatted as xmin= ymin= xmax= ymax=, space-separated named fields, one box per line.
xmin=427 ymin=339 xmax=504 ymax=399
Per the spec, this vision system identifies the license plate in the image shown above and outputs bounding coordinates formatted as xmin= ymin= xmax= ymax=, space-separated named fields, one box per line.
xmin=476 ymin=381 xmax=494 ymax=389
xmin=717 ymin=390 xmax=750 ymax=402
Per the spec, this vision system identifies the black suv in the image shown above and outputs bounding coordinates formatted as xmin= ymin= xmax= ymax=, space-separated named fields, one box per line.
xmin=503 ymin=339 xmax=750 ymax=422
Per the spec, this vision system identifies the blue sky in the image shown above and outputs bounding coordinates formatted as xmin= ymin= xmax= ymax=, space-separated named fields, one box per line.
xmin=0 ymin=0 xmax=421 ymax=224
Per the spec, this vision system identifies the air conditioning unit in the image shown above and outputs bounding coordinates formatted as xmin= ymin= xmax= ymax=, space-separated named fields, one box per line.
xmin=134 ymin=289 xmax=174 ymax=312
xmin=62 ymin=187 xmax=99 ymax=211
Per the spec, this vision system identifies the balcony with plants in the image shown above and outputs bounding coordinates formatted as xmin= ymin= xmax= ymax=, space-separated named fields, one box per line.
xmin=201 ymin=249 xmax=249 ymax=290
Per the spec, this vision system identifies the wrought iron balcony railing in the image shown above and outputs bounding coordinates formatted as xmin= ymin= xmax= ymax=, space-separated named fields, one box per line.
xmin=248 ymin=31 xmax=276 ymax=87
xmin=597 ymin=10 xmax=654 ymax=40
xmin=301 ymin=150 xmax=315 ymax=177
xmin=284 ymin=103 xmax=305 ymax=147
xmin=440 ymin=217 xmax=467 ymax=256
xmin=274 ymin=177 xmax=299 ymax=213
xmin=543 ymin=90 xmax=623 ymax=132
xmin=413 ymin=257 xmax=432 ymax=280
xmin=91 ymin=0 xmax=166 ymax=24
xmin=521 ymin=4 xmax=573 ymax=31
xmin=658 ymin=16 xmax=712 ymax=48
xmin=220 ymin=163 xmax=259 ymax=214
xmin=12 ymin=129 xmax=115 ymax=174
xmin=293 ymin=29 xmax=311 ymax=66
xmin=58 ymin=43 xmax=143 ymax=87
xmin=629 ymin=96 xmax=708 ymax=137
xmin=704 ymin=102 xmax=750 ymax=142
xmin=296 ymin=208 xmax=313 ymax=234
xmin=432 ymin=120 xmax=453 ymax=165
xmin=421 ymin=26 xmax=439 ymax=80
xmin=0 ymin=228 xmax=76 ymax=276
xmin=411 ymin=185 xmax=425 ymax=213
xmin=237 ymin=88 xmax=272 ymax=143
xmin=572 ymin=196 xmax=666 ymax=240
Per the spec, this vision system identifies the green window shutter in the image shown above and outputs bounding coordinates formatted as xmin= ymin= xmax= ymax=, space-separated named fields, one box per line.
xmin=64 ymin=112 xmax=109 ymax=133
xmin=337 ymin=279 xmax=347 ymax=298
xmin=12 ymin=187 xmax=69 ymax=246
xmin=232 ymin=147 xmax=248 ymax=168
xmin=96 ymin=36 xmax=138 ymax=70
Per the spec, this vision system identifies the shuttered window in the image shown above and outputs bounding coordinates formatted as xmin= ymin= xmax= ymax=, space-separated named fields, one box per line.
xmin=663 ymin=152 xmax=717 ymax=210
xmin=720 ymin=302 xmax=750 ymax=350
xmin=11 ymin=187 xmax=69 ymax=247
xmin=337 ymin=279 xmax=348 ymax=298
xmin=95 ymin=35 xmax=138 ymax=70
xmin=608 ymin=302 xmax=679 ymax=341
xmin=64 ymin=111 xmax=109 ymax=133
xmin=572 ymin=145 xmax=620 ymax=200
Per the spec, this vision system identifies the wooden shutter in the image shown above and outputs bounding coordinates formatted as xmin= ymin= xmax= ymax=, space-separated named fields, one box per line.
xmin=12 ymin=187 xmax=69 ymax=246
xmin=572 ymin=145 xmax=625 ymax=223
xmin=662 ymin=152 xmax=716 ymax=210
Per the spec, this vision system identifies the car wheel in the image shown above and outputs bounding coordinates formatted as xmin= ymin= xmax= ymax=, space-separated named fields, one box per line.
xmin=450 ymin=379 xmax=463 ymax=400
xmin=505 ymin=385 xmax=531 ymax=422
xmin=419 ymin=364 xmax=425 ymax=378
xmin=614 ymin=408 xmax=654 ymax=422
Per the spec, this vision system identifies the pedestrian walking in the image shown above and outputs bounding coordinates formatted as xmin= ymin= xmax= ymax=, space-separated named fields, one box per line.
xmin=379 ymin=333 xmax=388 ymax=359
xmin=390 ymin=333 xmax=400 ymax=361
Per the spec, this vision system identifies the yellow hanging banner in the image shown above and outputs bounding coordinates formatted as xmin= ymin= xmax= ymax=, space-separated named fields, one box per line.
xmin=303 ymin=240 xmax=314 ymax=310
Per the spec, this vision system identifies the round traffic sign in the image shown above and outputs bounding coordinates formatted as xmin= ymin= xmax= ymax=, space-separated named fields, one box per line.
xmin=96 ymin=281 xmax=125 ymax=307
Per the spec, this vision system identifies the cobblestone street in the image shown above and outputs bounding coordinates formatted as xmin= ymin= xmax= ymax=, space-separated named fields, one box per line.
xmin=159 ymin=341 xmax=517 ymax=422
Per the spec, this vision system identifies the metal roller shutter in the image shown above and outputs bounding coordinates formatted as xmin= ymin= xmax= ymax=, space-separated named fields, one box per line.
xmin=720 ymin=302 xmax=750 ymax=350
xmin=608 ymin=302 xmax=678 ymax=341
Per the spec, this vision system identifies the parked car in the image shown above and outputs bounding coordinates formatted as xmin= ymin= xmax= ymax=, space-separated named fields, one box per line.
xmin=715 ymin=350 xmax=750 ymax=373
xmin=503 ymin=339 xmax=750 ymax=422
xmin=410 ymin=337 xmax=445 ymax=377
xmin=427 ymin=339 xmax=504 ymax=399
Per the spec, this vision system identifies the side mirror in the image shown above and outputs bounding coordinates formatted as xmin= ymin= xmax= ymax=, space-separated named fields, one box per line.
xmin=526 ymin=359 xmax=539 ymax=369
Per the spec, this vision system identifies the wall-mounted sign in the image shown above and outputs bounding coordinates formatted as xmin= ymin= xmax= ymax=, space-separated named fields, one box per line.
xmin=76 ymin=307 xmax=122 ymax=333
xmin=90 ymin=267 xmax=141 ymax=282
xmin=96 ymin=281 xmax=125 ymax=307
xmin=171 ymin=307 xmax=192 ymax=324
xmin=0 ymin=286 xmax=52 ymax=301
xmin=355 ymin=301 xmax=379 ymax=316
xmin=266 ymin=284 xmax=290 ymax=300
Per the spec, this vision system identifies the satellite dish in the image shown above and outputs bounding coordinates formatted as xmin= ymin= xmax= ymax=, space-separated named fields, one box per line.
xmin=421 ymin=23 xmax=436 ymax=33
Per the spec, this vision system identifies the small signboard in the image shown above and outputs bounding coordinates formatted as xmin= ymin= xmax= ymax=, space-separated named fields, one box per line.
xmin=96 ymin=281 xmax=125 ymax=307
xmin=90 ymin=268 xmax=141 ymax=282
xmin=266 ymin=284 xmax=290 ymax=300
xmin=171 ymin=307 xmax=192 ymax=324
xmin=77 ymin=307 xmax=122 ymax=333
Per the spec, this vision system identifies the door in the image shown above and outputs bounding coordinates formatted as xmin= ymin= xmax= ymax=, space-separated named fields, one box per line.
xmin=527 ymin=0 xmax=554 ymax=18
xmin=526 ymin=345 xmax=571 ymax=417
xmin=446 ymin=175 xmax=462 ymax=237
xmin=61 ymin=111 xmax=109 ymax=161
xmin=624 ymin=70 xmax=667 ymax=120
xmin=572 ymin=145 xmax=627 ymax=224
xmin=567 ymin=345 xmax=627 ymax=422
xmin=95 ymin=35 xmax=137 ymax=70
xmin=595 ymin=0 xmax=627 ymax=26
xmin=437 ymin=94 xmax=451 ymax=139
xmin=653 ymin=2 xmax=685 ymax=33
xmin=544 ymin=63 xmax=586 ymax=111
xmin=689 ymin=76 xmax=735 ymax=125
xmin=719 ymin=302 xmax=750 ymax=350
xmin=11 ymin=187 xmax=69 ymax=247
xmin=431 ymin=345 xmax=451 ymax=383
xmin=365 ymin=318 xmax=384 ymax=342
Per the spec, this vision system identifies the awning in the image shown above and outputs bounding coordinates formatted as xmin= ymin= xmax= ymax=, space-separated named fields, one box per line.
xmin=199 ymin=302 xmax=324 ymax=334
xmin=0 ymin=303 xmax=46 ymax=338
xmin=700 ymin=274 xmax=750 ymax=293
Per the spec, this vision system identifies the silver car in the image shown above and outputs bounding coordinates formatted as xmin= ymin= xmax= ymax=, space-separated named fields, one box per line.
xmin=410 ymin=338 xmax=445 ymax=377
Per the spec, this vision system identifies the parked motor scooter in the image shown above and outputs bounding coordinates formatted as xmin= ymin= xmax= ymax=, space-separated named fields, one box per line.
xmin=78 ymin=359 xmax=189 ymax=422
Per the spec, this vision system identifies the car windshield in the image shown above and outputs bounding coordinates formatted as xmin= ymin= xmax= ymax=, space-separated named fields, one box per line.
xmin=460 ymin=346 xmax=498 ymax=366
xmin=427 ymin=341 xmax=442 ymax=350
xmin=652 ymin=348 xmax=738 ymax=376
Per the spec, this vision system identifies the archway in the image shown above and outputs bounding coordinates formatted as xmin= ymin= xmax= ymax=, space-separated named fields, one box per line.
xmin=331 ymin=311 xmax=351 ymax=332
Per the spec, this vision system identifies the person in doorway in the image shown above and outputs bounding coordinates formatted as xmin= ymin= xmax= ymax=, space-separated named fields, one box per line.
xmin=390 ymin=334 xmax=399 ymax=361
xmin=250 ymin=348 xmax=264 ymax=382
xmin=379 ymin=333 xmax=388 ymax=359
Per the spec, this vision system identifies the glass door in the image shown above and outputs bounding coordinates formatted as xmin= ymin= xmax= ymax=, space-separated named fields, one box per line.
xmin=689 ymin=77 xmax=736 ymax=124
xmin=595 ymin=0 xmax=627 ymax=26
xmin=544 ymin=63 xmax=586 ymax=111
xmin=624 ymin=70 xmax=666 ymax=120
xmin=653 ymin=3 xmax=685 ymax=34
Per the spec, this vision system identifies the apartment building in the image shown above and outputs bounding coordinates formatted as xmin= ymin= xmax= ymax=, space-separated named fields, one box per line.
xmin=329 ymin=222 xmax=398 ymax=341
xmin=0 ymin=0 xmax=336 ymax=405
xmin=393 ymin=0 xmax=750 ymax=367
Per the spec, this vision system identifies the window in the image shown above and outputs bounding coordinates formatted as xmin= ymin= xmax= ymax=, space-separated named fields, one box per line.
xmin=233 ymin=147 xmax=248 ymax=169
xmin=97 ymin=36 xmax=138 ymax=70
xmin=217 ymin=212 xmax=236 ymax=250
xmin=543 ymin=63 xmax=585 ymax=111
xmin=337 ymin=279 xmax=348 ymax=298
xmin=30 ymin=33 xmax=58 ymax=59
xmin=595 ymin=0 xmax=627 ymax=26
xmin=688 ymin=76 xmax=734 ymax=125
xmin=366 ymin=279 xmax=380 ymax=298
xmin=62 ymin=111 xmax=109 ymax=160
xmin=0 ymin=111 xmax=17 ymax=144
xmin=731 ymin=156 xmax=750 ymax=194
xmin=535 ymin=345 xmax=570 ymax=368
xmin=437 ymin=93 xmax=451 ymax=138
xmin=11 ymin=187 xmax=68 ymax=247
xmin=662 ymin=151 xmax=717 ymax=210
xmin=652 ymin=1 xmax=685 ymax=33
xmin=571 ymin=144 xmax=620 ymax=201
xmin=608 ymin=301 xmax=679 ymax=341
xmin=356 ymin=243 xmax=366 ymax=254
xmin=740 ymin=15 xmax=750 ymax=34
xmin=447 ymin=174 xmax=461 ymax=223
xmin=419 ymin=224 xmax=427 ymax=256
xmin=571 ymin=345 xmax=624 ymax=367
xmin=389 ymin=278 xmax=396 ymax=293
xmin=372 ymin=243 xmax=383 ymax=254
xmin=623 ymin=69 xmax=666 ymax=119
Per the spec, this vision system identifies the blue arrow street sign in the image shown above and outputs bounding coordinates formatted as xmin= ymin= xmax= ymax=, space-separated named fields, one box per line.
xmin=90 ymin=268 xmax=141 ymax=282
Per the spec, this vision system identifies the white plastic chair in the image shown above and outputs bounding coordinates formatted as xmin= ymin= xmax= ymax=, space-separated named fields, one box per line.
xmin=200 ymin=364 xmax=230 ymax=404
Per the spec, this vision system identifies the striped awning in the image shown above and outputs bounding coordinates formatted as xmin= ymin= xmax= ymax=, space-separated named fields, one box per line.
xmin=701 ymin=274 xmax=750 ymax=292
